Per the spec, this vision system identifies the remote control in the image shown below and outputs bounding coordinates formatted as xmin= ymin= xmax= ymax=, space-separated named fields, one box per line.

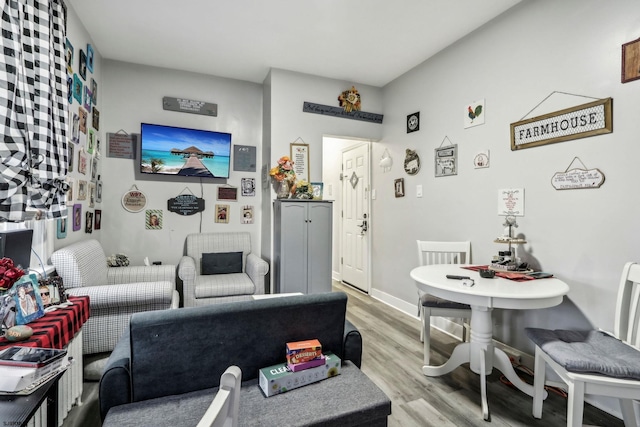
xmin=446 ymin=275 xmax=471 ymax=280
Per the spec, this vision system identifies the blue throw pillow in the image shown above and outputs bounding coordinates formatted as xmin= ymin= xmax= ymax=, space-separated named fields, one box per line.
xmin=201 ymin=252 xmax=243 ymax=275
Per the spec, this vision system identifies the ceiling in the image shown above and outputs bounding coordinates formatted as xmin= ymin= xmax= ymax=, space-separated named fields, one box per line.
xmin=67 ymin=0 xmax=521 ymax=88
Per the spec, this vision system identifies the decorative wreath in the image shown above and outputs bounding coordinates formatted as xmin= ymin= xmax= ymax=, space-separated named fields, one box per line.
xmin=338 ymin=86 xmax=361 ymax=112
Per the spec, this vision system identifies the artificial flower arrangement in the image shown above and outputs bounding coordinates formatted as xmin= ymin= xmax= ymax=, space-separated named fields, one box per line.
xmin=270 ymin=156 xmax=297 ymax=198
xmin=293 ymin=180 xmax=314 ymax=199
xmin=107 ymin=253 xmax=130 ymax=267
xmin=0 ymin=257 xmax=25 ymax=292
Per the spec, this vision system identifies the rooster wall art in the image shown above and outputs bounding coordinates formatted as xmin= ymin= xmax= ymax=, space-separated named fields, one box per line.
xmin=464 ymin=99 xmax=485 ymax=128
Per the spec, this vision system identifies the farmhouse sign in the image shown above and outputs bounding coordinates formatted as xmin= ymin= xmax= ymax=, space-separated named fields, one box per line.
xmin=510 ymin=98 xmax=612 ymax=150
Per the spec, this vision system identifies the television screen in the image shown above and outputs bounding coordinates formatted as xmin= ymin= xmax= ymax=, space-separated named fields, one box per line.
xmin=140 ymin=123 xmax=231 ymax=179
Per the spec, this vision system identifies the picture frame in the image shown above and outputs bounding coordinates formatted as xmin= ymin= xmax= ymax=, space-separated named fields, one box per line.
xmin=12 ymin=274 xmax=45 ymax=325
xmin=215 ymin=204 xmax=230 ymax=223
xmin=72 ymin=74 xmax=82 ymax=104
xmin=217 ymin=186 xmax=238 ymax=201
xmin=37 ymin=276 xmax=66 ymax=308
xmin=83 ymin=85 xmax=92 ymax=110
xmin=394 ymin=178 xmax=405 ymax=198
xmin=311 ymin=182 xmax=324 ymax=200
xmin=72 ymin=203 xmax=82 ymax=231
xmin=241 ymin=205 xmax=254 ymax=224
xmin=72 ymin=112 xmax=80 ymax=143
xmin=96 ymin=179 xmax=103 ymax=203
xmin=290 ymin=143 xmax=309 ymax=183
xmin=89 ymin=182 xmax=96 ymax=208
xmin=67 ymin=75 xmax=73 ymax=104
xmin=77 ymin=180 xmax=87 ymax=200
xmin=94 ymin=209 xmax=102 ymax=230
xmin=78 ymin=106 xmax=87 ymax=134
xmin=435 ymin=145 xmax=458 ymax=177
xmin=90 ymin=78 xmax=98 ymax=104
xmin=88 ymin=129 xmax=95 ymax=154
xmin=68 ymin=143 xmax=75 ymax=172
xmin=622 ymin=37 xmax=640 ymax=83
xmin=241 ymin=178 xmax=256 ymax=196
xmin=86 ymin=44 xmax=95 ymax=73
xmin=56 ymin=217 xmax=67 ymax=239
xmin=85 ymin=211 xmax=93 ymax=233
xmin=65 ymin=38 xmax=74 ymax=74
xmin=92 ymin=107 xmax=100 ymax=130
xmin=78 ymin=150 xmax=87 ymax=174
xmin=146 ymin=209 xmax=163 ymax=230
xmin=91 ymin=157 xmax=98 ymax=181
xmin=79 ymin=49 xmax=87 ymax=80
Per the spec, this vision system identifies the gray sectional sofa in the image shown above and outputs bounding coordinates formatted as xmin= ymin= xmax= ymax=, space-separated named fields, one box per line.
xmin=99 ymin=292 xmax=391 ymax=426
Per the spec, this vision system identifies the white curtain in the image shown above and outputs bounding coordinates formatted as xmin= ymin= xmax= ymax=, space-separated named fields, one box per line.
xmin=0 ymin=0 xmax=69 ymax=222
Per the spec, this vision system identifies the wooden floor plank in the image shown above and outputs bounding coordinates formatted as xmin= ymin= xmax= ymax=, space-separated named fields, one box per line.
xmin=335 ymin=281 xmax=624 ymax=427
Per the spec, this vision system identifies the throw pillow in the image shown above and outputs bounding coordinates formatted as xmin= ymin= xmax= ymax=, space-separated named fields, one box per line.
xmin=201 ymin=252 xmax=243 ymax=275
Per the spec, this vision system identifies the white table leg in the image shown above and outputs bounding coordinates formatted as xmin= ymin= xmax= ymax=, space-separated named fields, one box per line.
xmin=493 ymin=347 xmax=548 ymax=399
xmin=480 ymin=347 xmax=490 ymax=421
xmin=422 ymin=342 xmax=471 ymax=376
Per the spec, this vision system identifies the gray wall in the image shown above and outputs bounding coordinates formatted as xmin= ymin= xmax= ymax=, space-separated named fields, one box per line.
xmin=373 ymin=0 xmax=640 ymax=369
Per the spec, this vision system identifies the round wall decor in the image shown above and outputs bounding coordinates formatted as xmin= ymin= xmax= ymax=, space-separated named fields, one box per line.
xmin=122 ymin=186 xmax=147 ymax=212
xmin=404 ymin=149 xmax=420 ymax=175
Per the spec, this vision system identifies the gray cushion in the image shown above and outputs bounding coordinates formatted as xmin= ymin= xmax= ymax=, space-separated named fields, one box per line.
xmin=526 ymin=328 xmax=640 ymax=380
xmin=201 ymin=252 xmax=242 ymax=275
xmin=420 ymin=293 xmax=470 ymax=310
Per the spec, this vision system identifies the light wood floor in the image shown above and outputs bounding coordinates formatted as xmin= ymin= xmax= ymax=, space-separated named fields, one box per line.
xmin=334 ymin=281 xmax=624 ymax=427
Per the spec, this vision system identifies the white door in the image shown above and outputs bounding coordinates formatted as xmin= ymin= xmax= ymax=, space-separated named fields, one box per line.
xmin=341 ymin=143 xmax=369 ymax=292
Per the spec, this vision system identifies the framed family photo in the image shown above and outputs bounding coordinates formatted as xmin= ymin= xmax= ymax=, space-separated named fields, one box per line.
xmin=12 ymin=274 xmax=45 ymax=325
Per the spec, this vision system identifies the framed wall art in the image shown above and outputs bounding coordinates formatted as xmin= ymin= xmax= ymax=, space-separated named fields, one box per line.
xmin=622 ymin=37 xmax=640 ymax=83
xmin=217 ymin=186 xmax=238 ymax=201
xmin=290 ymin=142 xmax=309 ymax=183
xmin=146 ymin=210 xmax=163 ymax=230
xmin=85 ymin=211 xmax=94 ymax=233
xmin=394 ymin=178 xmax=405 ymax=198
xmin=72 ymin=204 xmax=82 ymax=231
xmin=311 ymin=182 xmax=323 ymax=200
xmin=215 ymin=204 xmax=230 ymax=223
xmin=241 ymin=178 xmax=256 ymax=196
xmin=435 ymin=144 xmax=458 ymax=177
xmin=241 ymin=205 xmax=254 ymax=224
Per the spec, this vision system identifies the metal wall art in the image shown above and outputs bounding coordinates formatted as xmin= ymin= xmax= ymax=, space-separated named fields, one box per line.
xmin=551 ymin=157 xmax=605 ymax=190
xmin=403 ymin=149 xmax=420 ymax=175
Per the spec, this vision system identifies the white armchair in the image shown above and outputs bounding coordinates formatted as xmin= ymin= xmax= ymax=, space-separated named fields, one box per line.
xmin=179 ymin=232 xmax=269 ymax=307
xmin=50 ymin=239 xmax=179 ymax=354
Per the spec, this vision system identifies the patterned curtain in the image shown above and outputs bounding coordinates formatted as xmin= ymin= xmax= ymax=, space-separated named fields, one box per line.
xmin=0 ymin=0 xmax=68 ymax=222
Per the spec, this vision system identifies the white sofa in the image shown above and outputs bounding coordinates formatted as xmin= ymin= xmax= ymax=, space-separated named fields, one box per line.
xmin=178 ymin=232 xmax=269 ymax=307
xmin=50 ymin=239 xmax=179 ymax=354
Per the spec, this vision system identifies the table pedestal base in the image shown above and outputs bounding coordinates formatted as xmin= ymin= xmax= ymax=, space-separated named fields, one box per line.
xmin=422 ymin=306 xmax=547 ymax=420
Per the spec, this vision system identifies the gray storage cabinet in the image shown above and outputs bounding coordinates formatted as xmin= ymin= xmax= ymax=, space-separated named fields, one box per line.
xmin=274 ymin=200 xmax=333 ymax=294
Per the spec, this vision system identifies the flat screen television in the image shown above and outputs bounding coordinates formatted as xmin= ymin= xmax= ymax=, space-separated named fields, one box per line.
xmin=140 ymin=123 xmax=231 ymax=179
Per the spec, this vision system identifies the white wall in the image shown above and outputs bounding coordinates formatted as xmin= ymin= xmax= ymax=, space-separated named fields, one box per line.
xmin=99 ymin=60 xmax=263 ymax=266
xmin=373 ymin=0 xmax=640 ymax=414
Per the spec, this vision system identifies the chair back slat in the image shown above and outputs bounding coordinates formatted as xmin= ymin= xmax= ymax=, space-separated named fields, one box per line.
xmin=614 ymin=262 xmax=640 ymax=347
xmin=416 ymin=241 xmax=471 ymax=266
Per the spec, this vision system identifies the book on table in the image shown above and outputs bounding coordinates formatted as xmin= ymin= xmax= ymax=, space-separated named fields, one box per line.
xmin=0 ymin=346 xmax=68 ymax=393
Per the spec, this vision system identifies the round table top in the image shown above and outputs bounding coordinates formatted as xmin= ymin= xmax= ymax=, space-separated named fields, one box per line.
xmin=410 ymin=264 xmax=570 ymax=310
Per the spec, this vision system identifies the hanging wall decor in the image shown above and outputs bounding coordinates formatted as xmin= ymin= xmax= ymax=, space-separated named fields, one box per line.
xmin=338 ymin=86 xmax=361 ymax=112
xmin=551 ymin=157 xmax=605 ymax=190
xmin=498 ymin=188 xmax=525 ymax=217
xmin=122 ymin=185 xmax=147 ymax=213
xmin=215 ymin=204 xmax=230 ymax=223
xmin=474 ymin=150 xmax=490 ymax=169
xmin=464 ymin=99 xmax=485 ymax=129
xmin=394 ymin=178 xmax=405 ymax=198
xmin=290 ymin=139 xmax=309 ymax=183
xmin=168 ymin=189 xmax=205 ymax=216
xmin=146 ymin=210 xmax=163 ymax=230
xmin=407 ymin=112 xmax=420 ymax=133
xmin=435 ymin=137 xmax=458 ymax=177
xmin=403 ymin=149 xmax=420 ymax=175
xmin=622 ymin=37 xmax=640 ymax=83
xmin=510 ymin=97 xmax=613 ymax=150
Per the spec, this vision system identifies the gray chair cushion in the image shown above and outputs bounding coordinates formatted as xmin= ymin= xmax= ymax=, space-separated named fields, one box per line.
xmin=420 ymin=293 xmax=470 ymax=310
xmin=526 ymin=328 xmax=640 ymax=380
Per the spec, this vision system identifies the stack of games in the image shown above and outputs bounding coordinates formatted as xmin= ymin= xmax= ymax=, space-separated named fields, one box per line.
xmin=258 ymin=339 xmax=341 ymax=397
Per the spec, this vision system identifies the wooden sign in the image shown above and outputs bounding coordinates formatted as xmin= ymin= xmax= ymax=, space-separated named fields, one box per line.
xmin=122 ymin=188 xmax=147 ymax=212
xmin=107 ymin=132 xmax=138 ymax=159
xmin=302 ymin=102 xmax=383 ymax=124
xmin=167 ymin=194 xmax=205 ymax=215
xmin=162 ymin=97 xmax=218 ymax=116
xmin=217 ymin=186 xmax=237 ymax=201
xmin=551 ymin=168 xmax=605 ymax=190
xmin=510 ymin=98 xmax=612 ymax=150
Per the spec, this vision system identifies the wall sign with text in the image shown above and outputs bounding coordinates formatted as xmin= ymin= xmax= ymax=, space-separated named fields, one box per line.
xmin=510 ymin=98 xmax=612 ymax=150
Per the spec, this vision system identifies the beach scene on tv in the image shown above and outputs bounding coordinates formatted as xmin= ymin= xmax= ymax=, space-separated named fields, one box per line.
xmin=140 ymin=124 xmax=231 ymax=178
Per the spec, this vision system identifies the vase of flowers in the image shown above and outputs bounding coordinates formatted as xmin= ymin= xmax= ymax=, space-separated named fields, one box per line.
xmin=0 ymin=257 xmax=26 ymax=331
xmin=270 ymin=156 xmax=297 ymax=199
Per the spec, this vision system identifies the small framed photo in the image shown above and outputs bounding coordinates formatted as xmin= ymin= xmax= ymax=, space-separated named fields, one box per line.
xmin=83 ymin=85 xmax=92 ymax=110
xmin=65 ymin=38 xmax=74 ymax=74
xmin=88 ymin=129 xmax=95 ymax=154
xmin=622 ymin=37 xmax=640 ymax=83
xmin=86 ymin=44 xmax=95 ymax=73
xmin=38 ymin=276 xmax=66 ymax=308
xmin=77 ymin=180 xmax=87 ymax=200
xmin=56 ymin=217 xmax=67 ymax=239
xmin=89 ymin=182 xmax=96 ymax=208
xmin=71 ymin=112 xmax=80 ymax=143
xmin=90 ymin=78 xmax=98 ymax=104
xmin=241 ymin=205 xmax=254 ymax=224
xmin=241 ymin=178 xmax=255 ymax=196
xmin=394 ymin=178 xmax=405 ymax=198
xmin=72 ymin=74 xmax=82 ymax=104
xmin=311 ymin=182 xmax=324 ymax=200
xmin=78 ymin=106 xmax=87 ymax=134
xmin=72 ymin=204 xmax=82 ymax=231
xmin=68 ymin=143 xmax=75 ymax=172
xmin=66 ymin=179 xmax=74 ymax=202
xmin=92 ymin=107 xmax=100 ymax=130
xmin=79 ymin=49 xmax=87 ymax=80
xmin=217 ymin=186 xmax=238 ymax=201
xmin=85 ymin=211 xmax=93 ymax=233
xmin=12 ymin=275 xmax=45 ymax=325
xmin=215 ymin=204 xmax=229 ymax=223
xmin=78 ymin=149 xmax=87 ymax=174
xmin=146 ymin=209 xmax=163 ymax=230
xmin=91 ymin=157 xmax=98 ymax=181
xmin=94 ymin=209 xmax=102 ymax=230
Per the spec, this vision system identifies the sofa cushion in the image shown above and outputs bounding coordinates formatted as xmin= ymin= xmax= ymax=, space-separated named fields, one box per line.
xmin=201 ymin=252 xmax=243 ymax=275
xmin=103 ymin=362 xmax=391 ymax=427
xmin=193 ymin=273 xmax=255 ymax=298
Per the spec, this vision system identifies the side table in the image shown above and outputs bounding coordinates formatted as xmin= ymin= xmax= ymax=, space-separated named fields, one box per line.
xmin=0 ymin=296 xmax=90 ymax=427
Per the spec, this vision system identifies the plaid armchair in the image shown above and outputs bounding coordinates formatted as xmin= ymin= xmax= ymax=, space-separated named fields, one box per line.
xmin=50 ymin=239 xmax=179 ymax=354
xmin=178 ymin=232 xmax=269 ymax=307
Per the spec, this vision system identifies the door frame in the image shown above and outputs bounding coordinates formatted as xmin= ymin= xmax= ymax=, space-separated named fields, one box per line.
xmin=339 ymin=140 xmax=372 ymax=294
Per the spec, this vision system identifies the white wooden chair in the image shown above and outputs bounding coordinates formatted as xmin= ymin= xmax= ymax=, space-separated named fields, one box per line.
xmin=416 ymin=240 xmax=472 ymax=365
xmin=196 ymin=365 xmax=242 ymax=427
xmin=526 ymin=262 xmax=640 ymax=427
